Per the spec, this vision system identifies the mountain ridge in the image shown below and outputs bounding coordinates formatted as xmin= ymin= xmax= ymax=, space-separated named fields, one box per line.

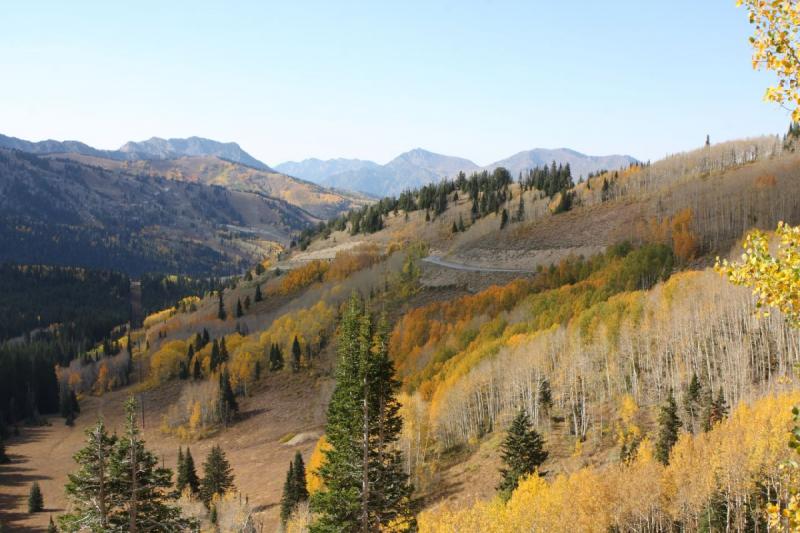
xmin=277 ymin=147 xmax=638 ymax=197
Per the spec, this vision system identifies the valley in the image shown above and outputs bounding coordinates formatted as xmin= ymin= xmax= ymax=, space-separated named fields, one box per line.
xmin=3 ymin=131 xmax=800 ymax=531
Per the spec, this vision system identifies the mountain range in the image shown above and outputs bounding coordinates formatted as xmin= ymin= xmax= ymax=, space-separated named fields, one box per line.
xmin=0 ymin=134 xmax=367 ymax=219
xmin=277 ymin=148 xmax=638 ymax=197
xmin=0 ymin=134 xmax=271 ymax=170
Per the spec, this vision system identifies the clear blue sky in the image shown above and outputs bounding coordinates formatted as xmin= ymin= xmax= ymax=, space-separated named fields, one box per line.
xmin=0 ymin=0 xmax=788 ymax=165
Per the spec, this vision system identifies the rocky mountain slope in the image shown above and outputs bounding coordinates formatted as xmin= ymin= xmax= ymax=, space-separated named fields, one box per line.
xmin=0 ymin=149 xmax=315 ymax=275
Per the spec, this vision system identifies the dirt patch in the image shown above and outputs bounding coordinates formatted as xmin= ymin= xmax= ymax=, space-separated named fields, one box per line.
xmin=0 ymin=373 xmax=331 ymax=532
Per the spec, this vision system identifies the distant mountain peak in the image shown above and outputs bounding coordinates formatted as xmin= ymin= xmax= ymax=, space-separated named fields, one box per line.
xmin=118 ymin=136 xmax=270 ymax=170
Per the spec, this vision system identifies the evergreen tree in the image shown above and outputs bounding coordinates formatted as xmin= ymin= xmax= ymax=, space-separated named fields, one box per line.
xmin=280 ymin=461 xmax=296 ymax=525
xmin=254 ymin=284 xmax=263 ymax=302
xmin=281 ymin=451 xmax=310 ymax=525
xmin=310 ymin=295 xmax=415 ymax=532
xmin=457 ymin=214 xmax=465 ymax=232
xmin=451 ymin=221 xmax=458 ymax=234
xmin=683 ymin=373 xmax=702 ymax=433
xmin=293 ymin=450 xmax=309 ymax=503
xmin=47 ymin=515 xmax=57 ymax=533
xmin=200 ymin=445 xmax=235 ymax=506
xmin=219 ymin=370 xmax=239 ymax=424
xmin=292 ymin=336 xmax=302 ymax=372
xmin=184 ymin=447 xmax=200 ymax=495
xmin=655 ymin=391 xmax=682 ymax=465
xmin=28 ymin=481 xmax=44 ymax=513
xmin=497 ymin=409 xmax=548 ymax=500
xmin=107 ymin=397 xmax=190 ymax=531
xmin=702 ymin=388 xmax=729 ymax=431
xmin=500 ymin=208 xmax=509 ymax=229
xmin=236 ymin=298 xmax=243 ymax=318
xmin=244 ymin=295 xmax=251 ymax=310
xmin=192 ymin=358 xmax=202 ymax=380
xmin=270 ymin=343 xmax=284 ymax=371
xmin=539 ymin=379 xmax=553 ymax=413
xmin=175 ymin=447 xmax=185 ymax=493
xmin=515 ymin=196 xmax=525 ymax=222
xmin=60 ymin=385 xmax=78 ymax=425
xmin=59 ymin=420 xmax=117 ymax=532
xmin=210 ymin=339 xmax=221 ymax=371
xmin=217 ymin=291 xmax=226 ymax=321
xmin=219 ymin=338 xmax=229 ymax=365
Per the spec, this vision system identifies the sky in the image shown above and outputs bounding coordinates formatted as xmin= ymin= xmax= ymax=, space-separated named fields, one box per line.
xmin=0 ymin=0 xmax=789 ymax=166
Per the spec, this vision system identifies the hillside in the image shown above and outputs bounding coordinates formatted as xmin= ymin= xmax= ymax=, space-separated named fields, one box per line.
xmin=0 ymin=149 xmax=315 ymax=276
xmin=52 ymin=153 xmax=370 ymax=220
xmin=3 ymin=134 xmax=800 ymax=532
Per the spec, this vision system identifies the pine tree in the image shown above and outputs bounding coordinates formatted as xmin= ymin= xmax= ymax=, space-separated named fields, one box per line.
xmin=292 ymin=336 xmax=302 ymax=373
xmin=683 ymin=373 xmax=702 ymax=433
xmin=183 ymin=447 xmax=200 ymax=495
xmin=451 ymin=221 xmax=458 ymax=233
xmin=59 ymin=420 xmax=117 ymax=532
xmin=244 ymin=295 xmax=251 ymax=310
xmin=702 ymin=388 xmax=729 ymax=431
xmin=60 ymin=385 xmax=77 ymax=426
xmin=270 ymin=343 xmax=284 ymax=371
xmin=210 ymin=339 xmax=221 ymax=371
xmin=293 ymin=450 xmax=309 ymax=503
xmin=219 ymin=370 xmax=239 ymax=424
xmin=457 ymin=214 xmax=465 ymax=232
xmin=217 ymin=291 xmax=226 ymax=321
xmin=515 ymin=196 xmax=525 ymax=222
xmin=254 ymin=284 xmax=263 ymax=302
xmin=310 ymin=295 xmax=415 ymax=532
xmin=655 ymin=390 xmax=682 ymax=465
xmin=280 ymin=461 xmax=296 ymax=525
xmin=28 ymin=481 xmax=44 ymax=513
xmin=500 ymin=208 xmax=509 ymax=229
xmin=200 ymin=445 xmax=235 ymax=506
xmin=236 ymin=298 xmax=243 ymax=318
xmin=192 ymin=358 xmax=202 ymax=380
xmin=47 ymin=515 xmax=57 ymax=532
xmin=497 ymin=409 xmax=548 ymax=500
xmin=219 ymin=338 xmax=229 ymax=365
xmin=108 ymin=397 xmax=190 ymax=531
xmin=176 ymin=447 xmax=185 ymax=492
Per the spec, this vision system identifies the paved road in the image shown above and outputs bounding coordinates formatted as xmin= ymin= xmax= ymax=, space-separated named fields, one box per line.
xmin=422 ymin=255 xmax=536 ymax=274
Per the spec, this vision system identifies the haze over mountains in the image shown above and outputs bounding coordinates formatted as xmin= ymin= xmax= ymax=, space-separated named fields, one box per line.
xmin=277 ymin=147 xmax=638 ymax=197
xmin=0 ymin=133 xmax=368 ymax=219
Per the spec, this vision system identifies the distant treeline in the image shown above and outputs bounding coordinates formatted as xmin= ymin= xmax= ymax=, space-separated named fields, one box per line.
xmin=0 ymin=263 xmax=226 ymax=342
xmin=0 ymin=265 xmax=228 ymax=435
xmin=297 ymin=163 xmax=575 ymax=248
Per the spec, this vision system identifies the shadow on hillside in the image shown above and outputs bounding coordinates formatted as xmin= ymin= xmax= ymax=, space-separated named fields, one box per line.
xmin=238 ymin=406 xmax=270 ymax=422
xmin=252 ymin=501 xmax=278 ymax=513
xmin=5 ymin=425 xmax=53 ymax=447
xmin=0 ymin=459 xmax=57 ymax=532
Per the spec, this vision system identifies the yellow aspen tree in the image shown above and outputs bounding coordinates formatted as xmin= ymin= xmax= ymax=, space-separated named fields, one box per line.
xmin=738 ymin=0 xmax=800 ymax=120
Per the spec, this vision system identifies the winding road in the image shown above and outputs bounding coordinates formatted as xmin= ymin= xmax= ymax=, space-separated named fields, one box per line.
xmin=422 ymin=255 xmax=536 ymax=274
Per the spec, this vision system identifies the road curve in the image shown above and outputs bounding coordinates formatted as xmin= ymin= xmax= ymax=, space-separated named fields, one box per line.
xmin=422 ymin=255 xmax=536 ymax=274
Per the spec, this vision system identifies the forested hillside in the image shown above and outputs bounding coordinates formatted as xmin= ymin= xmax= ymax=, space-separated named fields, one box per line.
xmin=5 ymin=123 xmax=800 ymax=532
xmin=0 ymin=149 xmax=312 ymax=275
